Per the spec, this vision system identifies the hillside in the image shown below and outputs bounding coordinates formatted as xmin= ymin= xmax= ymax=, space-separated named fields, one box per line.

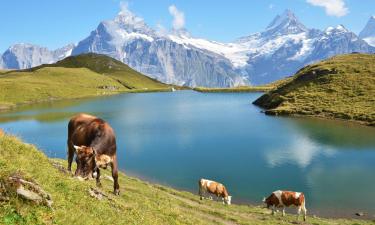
xmin=0 ymin=133 xmax=371 ymax=225
xmin=0 ymin=53 xmax=172 ymax=110
xmin=253 ymin=54 xmax=375 ymax=126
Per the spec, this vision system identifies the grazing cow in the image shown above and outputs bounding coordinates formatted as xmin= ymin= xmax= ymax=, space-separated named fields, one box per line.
xmin=67 ymin=113 xmax=120 ymax=195
xmin=0 ymin=129 xmax=4 ymax=137
xmin=263 ymin=190 xmax=307 ymax=221
xmin=198 ymin=178 xmax=232 ymax=205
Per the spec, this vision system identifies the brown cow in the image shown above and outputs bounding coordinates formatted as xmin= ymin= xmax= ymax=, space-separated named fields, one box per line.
xmin=263 ymin=190 xmax=307 ymax=221
xmin=199 ymin=178 xmax=232 ymax=205
xmin=67 ymin=113 xmax=120 ymax=195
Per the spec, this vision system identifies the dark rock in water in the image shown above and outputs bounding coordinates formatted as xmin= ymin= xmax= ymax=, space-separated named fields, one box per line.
xmin=355 ymin=212 xmax=365 ymax=216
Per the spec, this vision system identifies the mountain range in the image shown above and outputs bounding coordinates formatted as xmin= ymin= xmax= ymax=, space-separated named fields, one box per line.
xmin=1 ymin=9 xmax=375 ymax=87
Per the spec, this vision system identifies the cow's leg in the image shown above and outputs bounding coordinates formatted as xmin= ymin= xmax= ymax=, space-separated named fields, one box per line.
xmin=95 ymin=167 xmax=101 ymax=187
xmin=282 ymin=207 xmax=285 ymax=216
xmin=302 ymin=204 xmax=307 ymax=221
xmin=67 ymin=140 xmax=74 ymax=172
xmin=199 ymin=184 xmax=203 ymax=200
xmin=111 ymin=156 xmax=120 ymax=195
xmin=272 ymin=205 xmax=275 ymax=215
xmin=297 ymin=206 xmax=301 ymax=220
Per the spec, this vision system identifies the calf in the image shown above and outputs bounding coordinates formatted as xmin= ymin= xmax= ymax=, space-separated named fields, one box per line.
xmin=198 ymin=178 xmax=232 ymax=205
xmin=67 ymin=113 xmax=120 ymax=195
xmin=263 ymin=190 xmax=307 ymax=221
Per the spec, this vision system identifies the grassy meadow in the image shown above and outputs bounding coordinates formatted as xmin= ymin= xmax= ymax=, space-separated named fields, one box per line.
xmin=0 ymin=54 xmax=172 ymax=110
xmin=253 ymin=54 xmax=375 ymax=126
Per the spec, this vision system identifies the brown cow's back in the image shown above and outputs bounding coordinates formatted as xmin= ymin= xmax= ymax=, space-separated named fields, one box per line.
xmin=281 ymin=191 xmax=305 ymax=207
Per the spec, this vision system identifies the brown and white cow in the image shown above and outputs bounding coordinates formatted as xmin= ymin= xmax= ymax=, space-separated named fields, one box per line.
xmin=263 ymin=190 xmax=307 ymax=221
xmin=199 ymin=178 xmax=232 ymax=205
xmin=67 ymin=113 xmax=120 ymax=195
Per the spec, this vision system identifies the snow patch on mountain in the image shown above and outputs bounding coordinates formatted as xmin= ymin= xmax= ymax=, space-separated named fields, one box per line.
xmin=359 ymin=16 xmax=375 ymax=47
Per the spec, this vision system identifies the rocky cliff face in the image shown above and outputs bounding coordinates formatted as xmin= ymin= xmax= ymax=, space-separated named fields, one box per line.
xmin=71 ymin=11 xmax=247 ymax=87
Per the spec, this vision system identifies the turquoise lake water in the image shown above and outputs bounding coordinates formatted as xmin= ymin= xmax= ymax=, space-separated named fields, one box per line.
xmin=1 ymin=91 xmax=374 ymax=218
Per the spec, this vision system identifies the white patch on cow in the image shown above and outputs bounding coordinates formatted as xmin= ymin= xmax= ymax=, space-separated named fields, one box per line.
xmin=273 ymin=190 xmax=284 ymax=206
xmin=95 ymin=154 xmax=112 ymax=168
xmin=295 ymin=192 xmax=301 ymax=199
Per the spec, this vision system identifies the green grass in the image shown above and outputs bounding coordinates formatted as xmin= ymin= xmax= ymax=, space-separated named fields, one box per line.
xmin=0 ymin=53 xmax=172 ymax=110
xmin=0 ymin=134 xmax=372 ymax=225
xmin=253 ymin=54 xmax=375 ymax=126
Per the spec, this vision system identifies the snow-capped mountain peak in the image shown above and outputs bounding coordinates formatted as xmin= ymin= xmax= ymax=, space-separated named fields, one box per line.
xmin=263 ymin=9 xmax=308 ymax=37
xmin=1 ymin=9 xmax=374 ymax=87
xmin=325 ymin=25 xmax=349 ymax=35
xmin=359 ymin=16 xmax=375 ymax=46
xmin=114 ymin=9 xmax=151 ymax=34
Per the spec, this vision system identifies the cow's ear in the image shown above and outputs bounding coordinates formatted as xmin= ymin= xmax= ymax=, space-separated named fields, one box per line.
xmin=73 ymin=145 xmax=81 ymax=152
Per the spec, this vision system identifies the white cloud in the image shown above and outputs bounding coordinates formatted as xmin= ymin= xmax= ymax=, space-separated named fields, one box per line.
xmin=306 ymin=0 xmax=348 ymax=17
xmin=264 ymin=135 xmax=336 ymax=168
xmin=168 ymin=5 xmax=185 ymax=30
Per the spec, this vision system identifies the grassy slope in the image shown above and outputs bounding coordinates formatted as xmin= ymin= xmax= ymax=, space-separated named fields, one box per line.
xmin=0 ymin=54 xmax=172 ymax=109
xmin=0 ymin=134 xmax=371 ymax=225
xmin=253 ymin=54 xmax=375 ymax=126
xmin=193 ymin=77 xmax=293 ymax=93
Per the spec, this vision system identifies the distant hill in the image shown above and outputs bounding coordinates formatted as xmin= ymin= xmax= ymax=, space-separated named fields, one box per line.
xmin=253 ymin=54 xmax=375 ymax=126
xmin=0 ymin=53 xmax=171 ymax=109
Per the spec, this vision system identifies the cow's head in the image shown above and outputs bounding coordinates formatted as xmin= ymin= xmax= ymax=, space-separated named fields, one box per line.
xmin=224 ymin=195 xmax=232 ymax=205
xmin=262 ymin=196 xmax=273 ymax=208
xmin=73 ymin=145 xmax=96 ymax=179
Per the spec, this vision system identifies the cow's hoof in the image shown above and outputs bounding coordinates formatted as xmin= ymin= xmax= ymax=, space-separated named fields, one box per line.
xmin=114 ymin=189 xmax=120 ymax=195
xmin=96 ymin=182 xmax=102 ymax=187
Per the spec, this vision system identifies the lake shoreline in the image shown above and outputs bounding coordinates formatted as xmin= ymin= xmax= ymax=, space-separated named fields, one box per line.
xmin=255 ymin=108 xmax=375 ymax=128
xmin=125 ymin=168 xmax=373 ymax=220
xmin=0 ymin=87 xmax=175 ymax=113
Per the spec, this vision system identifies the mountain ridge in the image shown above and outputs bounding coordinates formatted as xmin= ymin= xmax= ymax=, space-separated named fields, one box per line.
xmin=1 ymin=9 xmax=375 ymax=87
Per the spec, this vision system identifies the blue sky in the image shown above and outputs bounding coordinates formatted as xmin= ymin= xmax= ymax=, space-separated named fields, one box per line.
xmin=1 ymin=0 xmax=374 ymax=52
